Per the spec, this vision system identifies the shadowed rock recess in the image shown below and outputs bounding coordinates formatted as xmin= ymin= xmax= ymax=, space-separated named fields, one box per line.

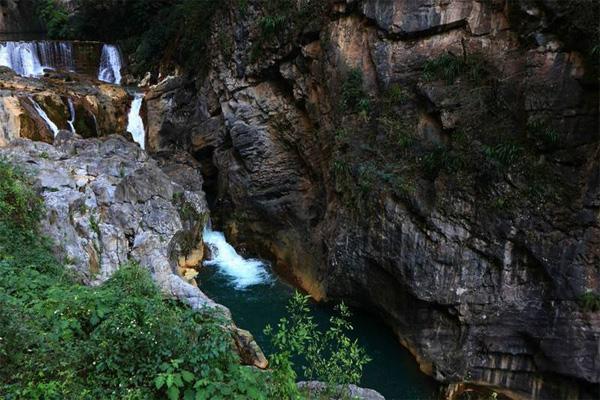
xmin=144 ymin=0 xmax=599 ymax=399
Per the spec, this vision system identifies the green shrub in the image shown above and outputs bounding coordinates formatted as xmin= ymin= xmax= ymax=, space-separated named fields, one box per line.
xmin=483 ymin=143 xmax=522 ymax=168
xmin=0 ymin=159 xmax=268 ymax=399
xmin=265 ymin=293 xmax=371 ymax=399
xmin=423 ymin=52 xmax=489 ymax=84
xmin=422 ymin=145 xmax=463 ymax=177
xmin=0 ymin=159 xmax=43 ymax=232
xmin=527 ymin=118 xmax=561 ymax=149
xmin=579 ymin=291 xmax=600 ymax=312
xmin=35 ymin=0 xmax=71 ymax=39
xmin=341 ymin=68 xmax=371 ymax=115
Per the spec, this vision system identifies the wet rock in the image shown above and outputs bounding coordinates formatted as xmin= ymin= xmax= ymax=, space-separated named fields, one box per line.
xmin=297 ymin=381 xmax=385 ymax=400
xmin=144 ymin=0 xmax=599 ymax=397
xmin=0 ymin=68 xmax=130 ymax=142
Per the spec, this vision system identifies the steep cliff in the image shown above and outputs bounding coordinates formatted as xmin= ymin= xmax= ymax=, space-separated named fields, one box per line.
xmin=0 ymin=0 xmax=43 ymax=35
xmin=144 ymin=1 xmax=599 ymax=398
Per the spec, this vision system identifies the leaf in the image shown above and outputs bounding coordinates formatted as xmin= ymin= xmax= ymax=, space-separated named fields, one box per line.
xmin=167 ymin=385 xmax=180 ymax=400
xmin=181 ymin=370 xmax=195 ymax=383
xmin=155 ymin=375 xmax=165 ymax=390
xmin=184 ymin=389 xmax=195 ymax=400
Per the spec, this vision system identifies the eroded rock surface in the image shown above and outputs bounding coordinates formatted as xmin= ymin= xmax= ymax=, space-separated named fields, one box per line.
xmin=0 ymin=135 xmax=213 ymax=305
xmin=145 ymin=0 xmax=599 ymax=398
xmin=0 ymin=68 xmax=131 ymax=144
xmin=0 ymin=134 xmax=269 ymax=368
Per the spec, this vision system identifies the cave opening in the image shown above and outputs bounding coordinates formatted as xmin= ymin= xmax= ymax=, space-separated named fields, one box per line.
xmin=192 ymin=145 xmax=219 ymax=209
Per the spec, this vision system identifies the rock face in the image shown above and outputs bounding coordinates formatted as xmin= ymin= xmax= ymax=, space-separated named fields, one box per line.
xmin=0 ymin=68 xmax=131 ymax=144
xmin=0 ymin=0 xmax=43 ymax=35
xmin=0 ymin=135 xmax=268 ymax=368
xmin=145 ymin=0 xmax=599 ymax=398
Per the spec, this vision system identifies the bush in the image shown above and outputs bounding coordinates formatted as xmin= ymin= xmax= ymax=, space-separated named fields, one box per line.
xmin=423 ymin=52 xmax=489 ymax=84
xmin=0 ymin=159 xmax=267 ymax=399
xmin=341 ymin=69 xmax=371 ymax=116
xmin=579 ymin=291 xmax=600 ymax=312
xmin=265 ymin=293 xmax=371 ymax=399
xmin=0 ymin=159 xmax=43 ymax=232
xmin=35 ymin=0 xmax=71 ymax=39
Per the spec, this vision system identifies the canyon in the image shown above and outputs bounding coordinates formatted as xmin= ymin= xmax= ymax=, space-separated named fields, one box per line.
xmin=0 ymin=0 xmax=598 ymax=399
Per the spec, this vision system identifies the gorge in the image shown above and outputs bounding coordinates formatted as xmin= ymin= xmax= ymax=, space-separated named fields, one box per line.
xmin=0 ymin=1 xmax=598 ymax=399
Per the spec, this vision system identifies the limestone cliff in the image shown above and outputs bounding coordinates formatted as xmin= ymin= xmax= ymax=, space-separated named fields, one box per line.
xmin=0 ymin=68 xmax=131 ymax=144
xmin=0 ymin=0 xmax=43 ymax=35
xmin=145 ymin=1 xmax=599 ymax=399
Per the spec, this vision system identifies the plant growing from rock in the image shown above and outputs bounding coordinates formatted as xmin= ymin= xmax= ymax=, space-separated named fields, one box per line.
xmin=264 ymin=292 xmax=371 ymax=399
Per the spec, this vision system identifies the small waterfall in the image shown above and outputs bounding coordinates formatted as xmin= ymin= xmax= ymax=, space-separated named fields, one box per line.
xmin=37 ymin=41 xmax=75 ymax=72
xmin=0 ymin=41 xmax=75 ymax=77
xmin=203 ymin=228 xmax=271 ymax=289
xmin=67 ymin=98 xmax=76 ymax=133
xmin=30 ymin=98 xmax=59 ymax=137
xmin=98 ymin=44 xmax=122 ymax=84
xmin=0 ymin=42 xmax=44 ymax=77
xmin=126 ymin=93 xmax=145 ymax=149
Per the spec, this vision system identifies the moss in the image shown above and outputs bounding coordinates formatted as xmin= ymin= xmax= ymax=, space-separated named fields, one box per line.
xmin=579 ymin=291 xmax=600 ymax=312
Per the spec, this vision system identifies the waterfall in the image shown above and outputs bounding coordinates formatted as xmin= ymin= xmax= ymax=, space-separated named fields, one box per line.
xmin=203 ymin=228 xmax=271 ymax=289
xmin=127 ymin=93 xmax=145 ymax=149
xmin=98 ymin=44 xmax=122 ymax=84
xmin=37 ymin=42 xmax=75 ymax=72
xmin=0 ymin=42 xmax=44 ymax=77
xmin=0 ymin=41 xmax=75 ymax=77
xmin=30 ymin=98 xmax=59 ymax=137
xmin=67 ymin=98 xmax=76 ymax=133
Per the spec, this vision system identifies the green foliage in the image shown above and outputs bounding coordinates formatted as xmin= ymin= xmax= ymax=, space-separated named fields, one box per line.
xmin=0 ymin=159 xmax=43 ymax=232
xmin=527 ymin=118 xmax=561 ymax=149
xmin=265 ymin=292 xmax=371 ymax=399
xmin=341 ymin=69 xmax=371 ymax=116
xmin=0 ymin=160 xmax=270 ymax=399
xmin=423 ymin=52 xmax=489 ymax=84
xmin=579 ymin=291 xmax=600 ymax=312
xmin=483 ymin=143 xmax=522 ymax=168
xmin=35 ymin=0 xmax=71 ymax=39
xmin=421 ymin=145 xmax=463 ymax=177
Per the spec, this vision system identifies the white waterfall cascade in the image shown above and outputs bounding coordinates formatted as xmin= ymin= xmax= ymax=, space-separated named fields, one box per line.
xmin=0 ymin=42 xmax=44 ymax=77
xmin=0 ymin=41 xmax=75 ymax=77
xmin=127 ymin=93 xmax=145 ymax=149
xmin=98 ymin=44 xmax=122 ymax=84
xmin=203 ymin=227 xmax=271 ymax=289
xmin=67 ymin=98 xmax=76 ymax=133
xmin=30 ymin=98 xmax=59 ymax=137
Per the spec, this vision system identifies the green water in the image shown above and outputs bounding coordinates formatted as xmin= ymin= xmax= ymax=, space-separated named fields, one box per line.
xmin=198 ymin=262 xmax=439 ymax=400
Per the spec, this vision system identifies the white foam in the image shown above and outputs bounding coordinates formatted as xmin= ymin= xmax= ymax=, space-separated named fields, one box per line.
xmin=30 ymin=97 xmax=59 ymax=137
xmin=127 ymin=93 xmax=145 ymax=149
xmin=203 ymin=228 xmax=271 ymax=289
xmin=67 ymin=98 xmax=76 ymax=133
xmin=98 ymin=44 xmax=122 ymax=84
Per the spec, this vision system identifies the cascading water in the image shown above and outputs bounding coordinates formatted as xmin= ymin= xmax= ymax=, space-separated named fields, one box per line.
xmin=29 ymin=98 xmax=59 ymax=137
xmin=67 ymin=98 xmax=76 ymax=133
xmin=203 ymin=227 xmax=271 ymax=289
xmin=126 ymin=93 xmax=145 ymax=149
xmin=98 ymin=44 xmax=122 ymax=84
xmin=198 ymin=224 xmax=439 ymax=399
xmin=0 ymin=42 xmax=44 ymax=77
xmin=37 ymin=41 xmax=75 ymax=72
xmin=0 ymin=41 xmax=75 ymax=77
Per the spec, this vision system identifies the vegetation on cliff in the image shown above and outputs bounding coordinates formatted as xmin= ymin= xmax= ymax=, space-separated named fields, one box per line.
xmin=0 ymin=159 xmax=370 ymax=399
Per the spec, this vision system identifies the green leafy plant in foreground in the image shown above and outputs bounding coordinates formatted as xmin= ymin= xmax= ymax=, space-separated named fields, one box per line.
xmin=0 ymin=160 xmax=266 ymax=399
xmin=0 ymin=159 xmax=371 ymax=399
xmin=265 ymin=292 xmax=371 ymax=399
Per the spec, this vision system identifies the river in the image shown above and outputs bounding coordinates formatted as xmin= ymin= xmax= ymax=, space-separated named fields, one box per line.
xmin=199 ymin=228 xmax=440 ymax=400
